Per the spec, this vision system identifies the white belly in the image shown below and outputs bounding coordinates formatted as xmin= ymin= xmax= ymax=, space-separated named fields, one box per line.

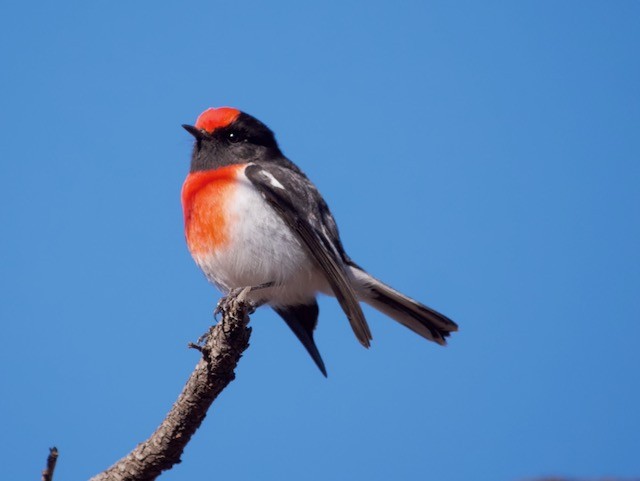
xmin=192 ymin=171 xmax=329 ymax=306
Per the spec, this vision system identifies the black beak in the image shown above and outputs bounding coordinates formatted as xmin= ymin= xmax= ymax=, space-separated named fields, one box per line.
xmin=182 ymin=124 xmax=204 ymax=140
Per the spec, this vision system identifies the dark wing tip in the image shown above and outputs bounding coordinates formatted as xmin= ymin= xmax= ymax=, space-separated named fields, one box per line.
xmin=352 ymin=317 xmax=372 ymax=348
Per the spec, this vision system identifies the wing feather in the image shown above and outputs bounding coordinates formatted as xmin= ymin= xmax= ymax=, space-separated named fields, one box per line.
xmin=245 ymin=163 xmax=372 ymax=347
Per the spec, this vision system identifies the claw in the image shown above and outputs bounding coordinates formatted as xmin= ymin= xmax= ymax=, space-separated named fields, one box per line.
xmin=214 ymin=282 xmax=274 ymax=317
xmin=214 ymin=295 xmax=232 ymax=318
xmin=196 ymin=330 xmax=210 ymax=345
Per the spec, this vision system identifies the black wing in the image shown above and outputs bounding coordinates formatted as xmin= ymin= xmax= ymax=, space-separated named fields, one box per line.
xmin=245 ymin=163 xmax=372 ymax=347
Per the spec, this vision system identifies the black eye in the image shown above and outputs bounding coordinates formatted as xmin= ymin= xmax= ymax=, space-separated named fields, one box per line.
xmin=227 ymin=130 xmax=243 ymax=143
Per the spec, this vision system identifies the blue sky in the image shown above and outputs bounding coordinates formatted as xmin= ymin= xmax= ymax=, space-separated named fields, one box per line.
xmin=1 ymin=2 xmax=639 ymax=480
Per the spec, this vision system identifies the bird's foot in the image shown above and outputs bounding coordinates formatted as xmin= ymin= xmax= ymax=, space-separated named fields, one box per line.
xmin=214 ymin=282 xmax=274 ymax=319
xmin=214 ymin=289 xmax=244 ymax=319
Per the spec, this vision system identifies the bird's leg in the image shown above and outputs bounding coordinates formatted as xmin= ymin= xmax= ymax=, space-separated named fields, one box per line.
xmin=214 ymin=281 xmax=275 ymax=318
xmin=194 ymin=285 xmax=258 ymax=347
xmin=196 ymin=287 xmax=256 ymax=346
xmin=249 ymin=281 xmax=275 ymax=291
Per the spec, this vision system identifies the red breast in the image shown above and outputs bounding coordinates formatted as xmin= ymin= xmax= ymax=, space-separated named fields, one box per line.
xmin=181 ymin=164 xmax=245 ymax=255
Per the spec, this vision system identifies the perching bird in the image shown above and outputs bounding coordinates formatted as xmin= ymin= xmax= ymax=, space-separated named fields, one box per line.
xmin=182 ymin=107 xmax=457 ymax=376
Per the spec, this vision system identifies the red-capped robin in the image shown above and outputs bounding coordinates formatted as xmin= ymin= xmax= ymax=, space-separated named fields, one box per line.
xmin=182 ymin=107 xmax=457 ymax=376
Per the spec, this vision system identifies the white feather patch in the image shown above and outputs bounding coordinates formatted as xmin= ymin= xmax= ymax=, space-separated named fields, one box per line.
xmin=261 ymin=170 xmax=285 ymax=189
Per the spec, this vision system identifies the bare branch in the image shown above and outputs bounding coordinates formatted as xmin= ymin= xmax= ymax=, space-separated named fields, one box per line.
xmin=42 ymin=447 xmax=59 ymax=481
xmin=89 ymin=297 xmax=252 ymax=481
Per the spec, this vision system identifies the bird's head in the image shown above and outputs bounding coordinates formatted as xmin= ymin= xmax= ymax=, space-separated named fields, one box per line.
xmin=183 ymin=107 xmax=281 ymax=172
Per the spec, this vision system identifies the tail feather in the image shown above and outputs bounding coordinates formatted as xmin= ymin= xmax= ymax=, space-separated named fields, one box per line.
xmin=349 ymin=264 xmax=458 ymax=345
xmin=273 ymin=301 xmax=328 ymax=377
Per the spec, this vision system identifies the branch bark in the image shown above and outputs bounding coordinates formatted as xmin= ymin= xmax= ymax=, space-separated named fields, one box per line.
xmin=41 ymin=447 xmax=58 ymax=481
xmin=89 ymin=297 xmax=252 ymax=481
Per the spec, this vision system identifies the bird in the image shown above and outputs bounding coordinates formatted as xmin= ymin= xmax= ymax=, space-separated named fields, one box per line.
xmin=181 ymin=107 xmax=458 ymax=376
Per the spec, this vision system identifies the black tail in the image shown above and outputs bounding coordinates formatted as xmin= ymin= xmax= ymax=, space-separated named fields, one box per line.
xmin=349 ymin=264 xmax=458 ymax=345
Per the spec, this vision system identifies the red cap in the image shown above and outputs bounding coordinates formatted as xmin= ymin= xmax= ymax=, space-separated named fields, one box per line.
xmin=194 ymin=107 xmax=241 ymax=133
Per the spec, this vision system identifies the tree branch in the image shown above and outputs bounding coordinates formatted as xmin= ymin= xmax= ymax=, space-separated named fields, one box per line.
xmin=41 ymin=447 xmax=58 ymax=481
xmin=89 ymin=297 xmax=252 ymax=481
